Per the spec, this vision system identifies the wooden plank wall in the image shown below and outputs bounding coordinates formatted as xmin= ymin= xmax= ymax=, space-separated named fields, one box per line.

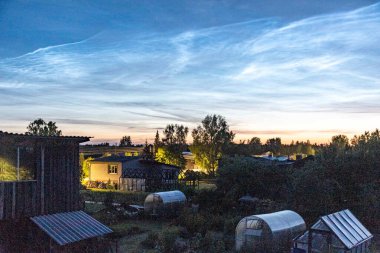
xmin=0 ymin=181 xmax=37 ymax=220
xmin=0 ymin=139 xmax=82 ymax=220
xmin=40 ymin=143 xmax=80 ymax=215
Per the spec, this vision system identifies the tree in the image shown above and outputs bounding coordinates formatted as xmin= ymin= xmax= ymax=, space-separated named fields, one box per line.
xmin=191 ymin=115 xmax=235 ymax=175
xmin=26 ymin=118 xmax=62 ymax=136
xmin=119 ymin=136 xmax=132 ymax=147
xmin=265 ymin=137 xmax=282 ymax=155
xmin=248 ymin=137 xmax=262 ymax=154
xmin=142 ymin=140 xmax=154 ymax=160
xmin=154 ymin=130 xmax=161 ymax=155
xmin=331 ymin=135 xmax=349 ymax=151
xmin=155 ymin=124 xmax=189 ymax=169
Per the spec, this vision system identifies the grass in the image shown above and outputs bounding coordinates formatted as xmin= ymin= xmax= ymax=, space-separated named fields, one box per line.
xmin=111 ymin=219 xmax=172 ymax=253
xmin=198 ymin=181 xmax=217 ymax=191
xmin=80 ymin=189 xmax=148 ymax=205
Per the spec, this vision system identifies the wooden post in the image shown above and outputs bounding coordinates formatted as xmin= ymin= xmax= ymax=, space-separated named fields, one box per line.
xmin=17 ymin=147 xmax=20 ymax=180
xmin=12 ymin=182 xmax=16 ymax=218
xmin=0 ymin=183 xmax=4 ymax=219
xmin=41 ymin=146 xmax=45 ymax=214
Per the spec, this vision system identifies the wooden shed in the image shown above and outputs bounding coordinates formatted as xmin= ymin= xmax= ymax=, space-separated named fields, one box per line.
xmin=0 ymin=131 xmax=113 ymax=252
xmin=0 ymin=131 xmax=90 ymax=219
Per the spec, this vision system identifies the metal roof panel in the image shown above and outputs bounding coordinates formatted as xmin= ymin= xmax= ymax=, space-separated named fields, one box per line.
xmin=31 ymin=211 xmax=112 ymax=245
xmin=321 ymin=209 xmax=373 ymax=249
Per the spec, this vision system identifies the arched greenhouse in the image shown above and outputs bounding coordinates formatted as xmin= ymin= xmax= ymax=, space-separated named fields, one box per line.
xmin=144 ymin=190 xmax=186 ymax=217
xmin=236 ymin=210 xmax=306 ymax=253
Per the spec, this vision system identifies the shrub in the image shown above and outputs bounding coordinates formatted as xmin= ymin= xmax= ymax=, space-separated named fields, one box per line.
xmin=141 ymin=232 xmax=159 ymax=249
xmin=201 ymin=231 xmax=226 ymax=253
xmin=177 ymin=209 xmax=208 ymax=234
xmin=158 ymin=228 xmax=179 ymax=253
xmin=103 ymin=191 xmax=115 ymax=209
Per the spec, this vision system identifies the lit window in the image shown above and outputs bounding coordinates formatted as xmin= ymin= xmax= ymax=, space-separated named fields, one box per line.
xmin=108 ymin=164 xmax=118 ymax=174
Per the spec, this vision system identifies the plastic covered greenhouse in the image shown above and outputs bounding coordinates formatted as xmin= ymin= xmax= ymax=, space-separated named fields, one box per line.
xmin=236 ymin=210 xmax=306 ymax=252
xmin=144 ymin=190 xmax=186 ymax=217
xmin=293 ymin=209 xmax=373 ymax=253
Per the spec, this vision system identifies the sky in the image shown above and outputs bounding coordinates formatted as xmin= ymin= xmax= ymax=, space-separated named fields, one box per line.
xmin=0 ymin=0 xmax=379 ymax=144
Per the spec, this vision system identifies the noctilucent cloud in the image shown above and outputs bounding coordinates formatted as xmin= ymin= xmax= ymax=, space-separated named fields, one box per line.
xmin=0 ymin=0 xmax=379 ymax=144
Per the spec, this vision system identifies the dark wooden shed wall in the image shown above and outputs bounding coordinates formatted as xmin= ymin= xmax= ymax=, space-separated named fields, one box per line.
xmin=0 ymin=134 xmax=88 ymax=220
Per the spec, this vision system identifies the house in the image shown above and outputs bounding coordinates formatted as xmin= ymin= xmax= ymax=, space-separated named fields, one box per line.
xmin=89 ymin=155 xmax=180 ymax=191
xmin=89 ymin=155 xmax=137 ymax=186
xmin=0 ymin=131 xmax=112 ymax=252
xmin=182 ymin=151 xmax=202 ymax=172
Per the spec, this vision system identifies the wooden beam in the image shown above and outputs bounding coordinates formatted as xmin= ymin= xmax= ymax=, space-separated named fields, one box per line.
xmin=41 ymin=146 xmax=45 ymax=214
xmin=12 ymin=182 xmax=16 ymax=219
xmin=0 ymin=183 xmax=4 ymax=219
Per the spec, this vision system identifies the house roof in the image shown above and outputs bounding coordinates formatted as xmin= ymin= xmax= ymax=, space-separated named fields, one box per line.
xmin=318 ymin=209 xmax=373 ymax=249
xmin=122 ymin=159 xmax=180 ymax=178
xmin=0 ymin=131 xmax=91 ymax=143
xmin=31 ymin=211 xmax=112 ymax=246
xmin=92 ymin=155 xmax=139 ymax=163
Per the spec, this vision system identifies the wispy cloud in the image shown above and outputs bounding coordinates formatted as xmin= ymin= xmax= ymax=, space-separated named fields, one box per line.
xmin=1 ymin=3 xmax=380 ymax=142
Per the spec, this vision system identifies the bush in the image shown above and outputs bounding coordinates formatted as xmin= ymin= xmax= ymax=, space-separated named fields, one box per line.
xmin=201 ymin=231 xmax=226 ymax=253
xmin=177 ymin=209 xmax=208 ymax=235
xmin=103 ymin=191 xmax=115 ymax=209
xmin=141 ymin=232 xmax=159 ymax=249
xmin=158 ymin=228 xmax=180 ymax=253
xmin=223 ymin=216 xmax=242 ymax=235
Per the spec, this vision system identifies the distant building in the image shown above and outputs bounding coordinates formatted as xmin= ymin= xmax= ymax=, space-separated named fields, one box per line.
xmin=182 ymin=151 xmax=202 ymax=172
xmin=80 ymin=145 xmax=143 ymax=159
xmin=89 ymin=155 xmax=180 ymax=191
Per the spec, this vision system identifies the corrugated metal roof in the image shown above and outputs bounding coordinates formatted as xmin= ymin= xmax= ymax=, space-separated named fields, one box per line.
xmin=320 ymin=209 xmax=373 ymax=249
xmin=251 ymin=210 xmax=306 ymax=234
xmin=31 ymin=211 xmax=112 ymax=246
xmin=0 ymin=131 xmax=91 ymax=142
xmin=150 ymin=190 xmax=186 ymax=204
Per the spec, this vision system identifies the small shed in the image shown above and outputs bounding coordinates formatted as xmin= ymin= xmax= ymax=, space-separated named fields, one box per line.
xmin=236 ymin=210 xmax=306 ymax=252
xmin=144 ymin=190 xmax=186 ymax=217
xmin=293 ymin=209 xmax=373 ymax=253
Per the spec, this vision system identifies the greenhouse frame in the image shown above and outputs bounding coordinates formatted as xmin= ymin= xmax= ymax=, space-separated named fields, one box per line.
xmin=293 ymin=209 xmax=373 ymax=253
xmin=144 ymin=190 xmax=186 ymax=217
xmin=235 ymin=210 xmax=306 ymax=252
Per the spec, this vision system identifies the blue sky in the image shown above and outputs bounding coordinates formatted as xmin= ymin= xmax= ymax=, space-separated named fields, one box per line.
xmin=0 ymin=0 xmax=379 ymax=144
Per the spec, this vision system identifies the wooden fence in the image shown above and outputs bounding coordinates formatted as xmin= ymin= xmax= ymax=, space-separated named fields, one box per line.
xmin=0 ymin=180 xmax=37 ymax=220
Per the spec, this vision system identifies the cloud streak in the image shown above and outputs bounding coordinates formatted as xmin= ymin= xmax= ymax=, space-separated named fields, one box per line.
xmin=1 ymin=3 xmax=380 ymax=143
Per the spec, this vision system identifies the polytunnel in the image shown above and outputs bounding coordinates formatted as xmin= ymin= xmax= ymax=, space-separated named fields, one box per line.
xmin=236 ymin=210 xmax=306 ymax=253
xmin=144 ymin=190 xmax=186 ymax=217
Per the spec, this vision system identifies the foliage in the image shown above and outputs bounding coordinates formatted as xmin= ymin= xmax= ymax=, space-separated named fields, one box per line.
xmin=217 ymin=129 xmax=380 ymax=228
xmin=103 ymin=191 xmax=115 ymax=209
xmin=217 ymin=157 xmax=293 ymax=202
xmin=141 ymin=232 xmax=159 ymax=249
xmin=0 ymin=157 xmax=33 ymax=181
xmin=80 ymin=189 xmax=148 ymax=205
xmin=119 ymin=135 xmax=133 ymax=147
xmin=80 ymin=155 xmax=93 ymax=180
xmin=191 ymin=114 xmax=235 ymax=175
xmin=141 ymin=140 xmax=154 ymax=160
xmin=265 ymin=137 xmax=282 ymax=155
xmin=26 ymin=118 xmax=62 ymax=136
xmin=155 ymin=124 xmax=189 ymax=169
xmin=154 ymin=130 xmax=161 ymax=155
